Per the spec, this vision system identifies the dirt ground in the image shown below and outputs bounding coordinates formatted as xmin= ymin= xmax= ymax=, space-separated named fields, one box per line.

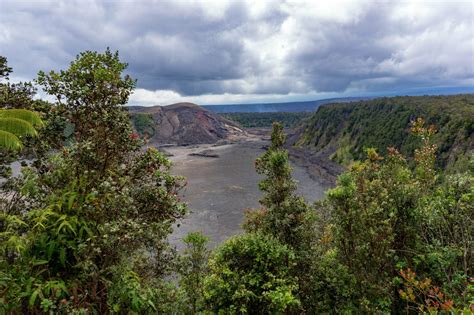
xmin=167 ymin=137 xmax=330 ymax=249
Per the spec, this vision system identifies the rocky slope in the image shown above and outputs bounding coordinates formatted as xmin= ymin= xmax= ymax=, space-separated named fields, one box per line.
xmin=129 ymin=102 xmax=246 ymax=145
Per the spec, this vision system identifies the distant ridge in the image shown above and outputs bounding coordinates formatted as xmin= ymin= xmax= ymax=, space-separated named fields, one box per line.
xmin=129 ymin=102 xmax=246 ymax=145
xmin=289 ymin=94 xmax=474 ymax=177
xmin=202 ymin=97 xmax=371 ymax=113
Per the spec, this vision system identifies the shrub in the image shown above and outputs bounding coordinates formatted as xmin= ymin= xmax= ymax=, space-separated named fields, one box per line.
xmin=204 ymin=233 xmax=300 ymax=314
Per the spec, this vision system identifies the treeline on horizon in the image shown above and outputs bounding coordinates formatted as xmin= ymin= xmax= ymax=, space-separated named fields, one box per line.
xmin=221 ymin=112 xmax=310 ymax=128
xmin=1 ymin=50 xmax=473 ymax=314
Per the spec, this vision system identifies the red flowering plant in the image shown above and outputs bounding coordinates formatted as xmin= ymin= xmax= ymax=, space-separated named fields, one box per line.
xmin=398 ymin=268 xmax=455 ymax=313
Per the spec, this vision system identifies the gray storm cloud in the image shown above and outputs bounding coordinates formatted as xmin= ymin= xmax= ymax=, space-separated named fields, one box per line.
xmin=1 ymin=0 xmax=473 ymax=105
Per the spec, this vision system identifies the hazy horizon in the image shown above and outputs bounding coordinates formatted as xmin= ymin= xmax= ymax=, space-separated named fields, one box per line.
xmin=140 ymin=87 xmax=474 ymax=107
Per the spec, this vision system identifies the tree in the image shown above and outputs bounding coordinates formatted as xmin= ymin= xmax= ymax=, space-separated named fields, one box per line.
xmin=244 ymin=122 xmax=317 ymax=311
xmin=179 ymin=232 xmax=210 ymax=314
xmin=204 ymin=233 xmax=300 ymax=314
xmin=37 ymin=48 xmax=137 ymax=178
xmin=0 ymin=56 xmax=37 ymax=109
xmin=1 ymin=50 xmax=187 ymax=313
xmin=248 ymin=122 xmax=312 ymax=249
xmin=0 ymin=56 xmax=12 ymax=78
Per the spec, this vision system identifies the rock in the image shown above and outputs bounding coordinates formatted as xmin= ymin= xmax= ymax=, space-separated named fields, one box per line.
xmin=188 ymin=150 xmax=220 ymax=158
xmin=159 ymin=149 xmax=174 ymax=157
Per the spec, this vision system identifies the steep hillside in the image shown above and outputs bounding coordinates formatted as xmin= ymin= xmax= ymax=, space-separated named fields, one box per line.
xmin=290 ymin=94 xmax=474 ymax=172
xmin=129 ymin=102 xmax=246 ymax=145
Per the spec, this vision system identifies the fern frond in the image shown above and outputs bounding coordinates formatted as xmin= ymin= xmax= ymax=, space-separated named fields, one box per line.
xmin=0 ymin=109 xmax=43 ymax=126
xmin=0 ymin=130 xmax=22 ymax=150
xmin=0 ymin=117 xmax=37 ymax=137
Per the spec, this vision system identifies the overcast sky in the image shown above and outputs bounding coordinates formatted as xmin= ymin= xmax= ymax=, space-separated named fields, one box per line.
xmin=1 ymin=0 xmax=473 ymax=105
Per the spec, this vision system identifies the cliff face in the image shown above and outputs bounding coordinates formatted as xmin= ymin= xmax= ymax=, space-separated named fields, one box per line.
xmin=129 ymin=102 xmax=246 ymax=145
xmin=290 ymin=94 xmax=474 ymax=173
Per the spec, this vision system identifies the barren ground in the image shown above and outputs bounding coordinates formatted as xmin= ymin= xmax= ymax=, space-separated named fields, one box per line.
xmin=167 ymin=136 xmax=330 ymax=248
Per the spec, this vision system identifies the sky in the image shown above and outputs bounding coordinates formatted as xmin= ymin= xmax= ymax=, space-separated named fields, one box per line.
xmin=1 ymin=0 xmax=473 ymax=106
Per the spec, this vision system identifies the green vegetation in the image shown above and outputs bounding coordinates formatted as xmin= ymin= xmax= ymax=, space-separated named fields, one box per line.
xmin=1 ymin=51 xmax=472 ymax=313
xmin=310 ymin=119 xmax=473 ymax=312
xmin=0 ymin=109 xmax=43 ymax=150
xmin=247 ymin=122 xmax=312 ymax=250
xmin=1 ymin=50 xmax=186 ymax=313
xmin=222 ymin=112 xmax=310 ymax=128
xmin=178 ymin=232 xmax=210 ymax=314
xmin=297 ymin=95 xmax=474 ymax=172
xmin=0 ymin=58 xmax=43 ymax=150
xmin=0 ymin=56 xmax=37 ymax=110
xmin=204 ymin=233 xmax=299 ymax=313
xmin=130 ymin=112 xmax=155 ymax=138
xmin=247 ymin=120 xmax=472 ymax=313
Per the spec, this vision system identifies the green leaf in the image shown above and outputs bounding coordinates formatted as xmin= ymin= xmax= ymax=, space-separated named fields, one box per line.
xmin=46 ymin=242 xmax=56 ymax=260
xmin=67 ymin=193 xmax=76 ymax=210
xmin=79 ymin=224 xmax=93 ymax=238
xmin=57 ymin=220 xmax=76 ymax=235
xmin=0 ymin=109 xmax=43 ymax=126
xmin=29 ymin=289 xmax=40 ymax=308
xmin=148 ymin=300 xmax=156 ymax=310
xmin=59 ymin=247 xmax=66 ymax=266
xmin=0 ymin=109 xmax=42 ymax=150
xmin=0 ymin=117 xmax=37 ymax=137
xmin=0 ymin=130 xmax=21 ymax=150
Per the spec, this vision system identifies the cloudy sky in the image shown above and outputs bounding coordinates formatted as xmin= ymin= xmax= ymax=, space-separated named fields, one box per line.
xmin=1 ymin=0 xmax=473 ymax=106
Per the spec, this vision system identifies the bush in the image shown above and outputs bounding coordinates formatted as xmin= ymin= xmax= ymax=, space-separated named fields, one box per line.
xmin=204 ymin=233 xmax=300 ymax=314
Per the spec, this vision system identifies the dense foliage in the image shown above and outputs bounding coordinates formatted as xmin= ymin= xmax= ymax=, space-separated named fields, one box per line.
xmin=130 ymin=112 xmax=155 ymax=139
xmin=1 ymin=51 xmax=472 ymax=314
xmin=204 ymin=233 xmax=299 ymax=313
xmin=221 ymin=112 xmax=310 ymax=128
xmin=1 ymin=50 xmax=187 ymax=313
xmin=244 ymin=120 xmax=472 ymax=313
xmin=297 ymin=95 xmax=474 ymax=172
xmin=0 ymin=56 xmax=37 ymax=110
xmin=311 ymin=119 xmax=472 ymax=313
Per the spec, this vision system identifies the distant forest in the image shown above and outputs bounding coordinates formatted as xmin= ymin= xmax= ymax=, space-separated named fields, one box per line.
xmin=221 ymin=112 xmax=310 ymax=128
